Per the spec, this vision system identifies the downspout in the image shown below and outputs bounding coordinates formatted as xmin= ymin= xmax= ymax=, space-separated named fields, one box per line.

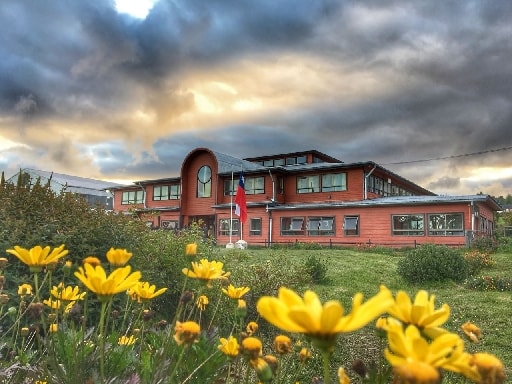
xmin=267 ymin=169 xmax=275 ymax=246
xmin=364 ymin=164 xmax=377 ymax=200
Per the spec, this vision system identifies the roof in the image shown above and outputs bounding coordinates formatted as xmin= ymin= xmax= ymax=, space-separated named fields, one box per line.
xmin=212 ymin=150 xmax=263 ymax=173
xmin=243 ymin=149 xmax=342 ymax=163
xmin=7 ymin=168 xmax=121 ymax=196
xmin=269 ymin=194 xmax=502 ymax=211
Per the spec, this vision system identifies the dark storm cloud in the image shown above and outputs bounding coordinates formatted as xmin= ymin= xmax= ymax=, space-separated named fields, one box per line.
xmin=1 ymin=0 xmax=511 ymax=196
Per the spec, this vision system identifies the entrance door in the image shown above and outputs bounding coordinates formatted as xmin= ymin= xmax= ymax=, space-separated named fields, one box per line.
xmin=188 ymin=215 xmax=216 ymax=240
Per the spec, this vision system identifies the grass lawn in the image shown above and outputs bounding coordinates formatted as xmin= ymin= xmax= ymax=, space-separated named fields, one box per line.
xmin=221 ymin=246 xmax=512 ymax=379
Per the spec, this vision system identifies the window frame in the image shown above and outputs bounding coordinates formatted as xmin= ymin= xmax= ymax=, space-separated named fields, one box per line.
xmin=307 ymin=216 xmax=335 ymax=236
xmin=280 ymin=217 xmax=305 ymax=236
xmin=250 ymin=218 xmax=262 ymax=236
xmin=428 ymin=213 xmax=464 ymax=236
xmin=153 ymin=184 xmax=180 ymax=201
xmin=343 ymin=216 xmax=360 ymax=236
xmin=121 ymin=190 xmax=144 ymax=205
xmin=197 ymin=165 xmax=212 ymax=198
xmin=297 ymin=175 xmax=320 ymax=194
xmin=321 ymin=173 xmax=347 ymax=192
xmin=392 ymin=214 xmax=425 ymax=236
xmin=161 ymin=220 xmax=179 ymax=230
xmin=219 ymin=218 xmax=239 ymax=236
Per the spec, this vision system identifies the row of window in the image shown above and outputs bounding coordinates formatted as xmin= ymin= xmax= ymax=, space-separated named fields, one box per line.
xmin=217 ymin=213 xmax=465 ymax=237
xmin=367 ymin=175 xmax=414 ymax=197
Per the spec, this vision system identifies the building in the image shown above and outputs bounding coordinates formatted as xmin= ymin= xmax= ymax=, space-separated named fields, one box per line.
xmin=109 ymin=147 xmax=501 ymax=247
xmin=6 ymin=168 xmax=120 ymax=210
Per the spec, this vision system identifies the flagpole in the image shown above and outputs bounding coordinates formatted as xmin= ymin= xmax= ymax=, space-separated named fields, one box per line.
xmin=229 ymin=171 xmax=233 ymax=244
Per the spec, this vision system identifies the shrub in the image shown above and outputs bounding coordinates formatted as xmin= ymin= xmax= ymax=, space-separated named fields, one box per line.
xmin=397 ymin=243 xmax=468 ymax=283
xmin=463 ymin=249 xmax=494 ymax=276
xmin=302 ymin=254 xmax=329 ymax=284
xmin=469 ymin=235 xmax=498 ymax=253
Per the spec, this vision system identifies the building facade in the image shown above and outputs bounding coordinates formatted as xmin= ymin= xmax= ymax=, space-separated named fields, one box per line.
xmin=110 ymin=147 xmax=501 ymax=247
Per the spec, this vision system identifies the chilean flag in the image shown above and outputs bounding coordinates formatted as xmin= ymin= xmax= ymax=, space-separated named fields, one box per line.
xmin=234 ymin=171 xmax=247 ymax=223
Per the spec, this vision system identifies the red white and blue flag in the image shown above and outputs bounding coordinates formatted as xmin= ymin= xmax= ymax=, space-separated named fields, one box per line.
xmin=234 ymin=171 xmax=247 ymax=223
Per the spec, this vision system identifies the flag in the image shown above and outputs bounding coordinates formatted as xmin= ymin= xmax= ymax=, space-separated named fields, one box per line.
xmin=234 ymin=171 xmax=247 ymax=223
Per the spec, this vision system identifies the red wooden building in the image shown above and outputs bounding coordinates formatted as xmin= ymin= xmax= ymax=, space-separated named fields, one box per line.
xmin=109 ymin=147 xmax=501 ymax=247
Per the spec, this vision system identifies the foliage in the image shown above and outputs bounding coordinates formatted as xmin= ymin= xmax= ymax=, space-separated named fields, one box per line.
xmin=465 ymin=275 xmax=512 ymax=292
xmin=469 ymin=235 xmax=499 ymax=254
xmin=301 ymin=254 xmax=329 ymax=284
xmin=397 ymin=243 xmax=469 ymax=283
xmin=463 ymin=250 xmax=495 ymax=276
xmin=0 ymin=173 xmax=148 ymax=265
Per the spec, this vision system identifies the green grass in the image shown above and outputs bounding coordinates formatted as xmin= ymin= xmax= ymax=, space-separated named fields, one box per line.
xmin=221 ymin=246 xmax=512 ymax=378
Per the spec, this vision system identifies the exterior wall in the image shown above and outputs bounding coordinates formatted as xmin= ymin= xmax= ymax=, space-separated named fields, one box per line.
xmin=109 ymin=148 xmax=499 ymax=247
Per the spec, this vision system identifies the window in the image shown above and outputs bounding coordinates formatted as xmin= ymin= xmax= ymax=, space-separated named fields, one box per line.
xmin=307 ymin=217 xmax=335 ymax=236
xmin=161 ymin=220 xmax=179 ymax=230
xmin=245 ymin=176 xmax=264 ymax=195
xmin=197 ymin=165 xmax=212 ymax=198
xmin=343 ymin=216 xmax=359 ymax=236
xmin=297 ymin=175 xmax=320 ymax=193
xmin=392 ymin=214 xmax=425 ymax=236
xmin=428 ymin=213 xmax=464 ymax=236
xmin=219 ymin=218 xmax=239 ymax=236
xmin=250 ymin=218 xmax=262 ymax=236
xmin=280 ymin=217 xmax=305 ymax=236
xmin=153 ymin=184 xmax=180 ymax=201
xmin=322 ymin=173 xmax=347 ymax=192
xmin=121 ymin=190 xmax=144 ymax=205
xmin=223 ymin=179 xmax=236 ymax=196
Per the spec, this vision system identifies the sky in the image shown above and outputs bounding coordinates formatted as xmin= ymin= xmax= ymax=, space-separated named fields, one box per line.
xmin=1 ymin=0 xmax=511 ymax=197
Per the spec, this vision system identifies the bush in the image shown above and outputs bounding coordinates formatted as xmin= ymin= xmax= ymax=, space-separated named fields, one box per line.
xmin=397 ymin=244 xmax=468 ymax=283
xmin=302 ymin=254 xmax=329 ymax=284
xmin=463 ymin=249 xmax=494 ymax=276
xmin=470 ymin=235 xmax=498 ymax=253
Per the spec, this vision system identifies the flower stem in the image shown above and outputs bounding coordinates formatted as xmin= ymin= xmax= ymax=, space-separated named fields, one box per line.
xmin=98 ymin=299 xmax=108 ymax=383
xmin=322 ymin=351 xmax=331 ymax=384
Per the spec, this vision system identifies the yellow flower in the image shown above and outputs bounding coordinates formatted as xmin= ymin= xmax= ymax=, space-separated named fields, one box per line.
xmin=249 ymin=357 xmax=274 ymax=382
xmin=0 ymin=257 xmax=8 ymax=268
xmin=21 ymin=327 xmax=30 ymax=336
xmin=83 ymin=256 xmax=101 ymax=266
xmin=392 ymin=361 xmax=440 ymax=384
xmin=222 ymin=284 xmax=250 ymax=299
xmin=471 ymin=353 xmax=506 ymax=384
xmin=174 ymin=321 xmax=201 ymax=345
xmin=461 ymin=321 xmax=481 ymax=343
xmin=218 ymin=335 xmax=240 ymax=358
xmin=118 ymin=335 xmax=137 ymax=346
xmin=299 ymin=347 xmax=312 ymax=362
xmin=196 ymin=295 xmax=209 ymax=311
xmin=385 ymin=323 xmax=479 ymax=382
xmin=49 ymin=323 xmax=58 ymax=333
xmin=64 ymin=260 xmax=73 ymax=268
xmin=247 ymin=321 xmax=259 ymax=336
xmin=106 ymin=248 xmax=133 ymax=266
xmin=387 ymin=290 xmax=450 ymax=339
xmin=7 ymin=244 xmax=68 ymax=273
xmin=257 ymin=285 xmax=393 ymax=352
xmin=43 ymin=298 xmax=61 ymax=309
xmin=274 ymin=335 xmax=293 ymax=354
xmin=18 ymin=283 xmax=33 ymax=297
xmin=241 ymin=336 xmax=263 ymax=360
xmin=127 ymin=281 xmax=167 ymax=302
xmin=186 ymin=243 xmax=198 ymax=256
xmin=338 ymin=367 xmax=351 ymax=384
xmin=74 ymin=264 xmax=141 ymax=300
xmin=50 ymin=284 xmax=86 ymax=302
xmin=182 ymin=259 xmax=231 ymax=287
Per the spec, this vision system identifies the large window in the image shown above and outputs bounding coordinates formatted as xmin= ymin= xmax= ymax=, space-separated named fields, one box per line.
xmin=392 ymin=214 xmax=424 ymax=236
xmin=322 ymin=173 xmax=347 ymax=192
xmin=219 ymin=218 xmax=239 ymax=236
xmin=197 ymin=165 xmax=212 ymax=198
xmin=297 ymin=175 xmax=320 ymax=193
xmin=121 ymin=190 xmax=144 ymax=205
xmin=307 ymin=217 xmax=335 ymax=236
xmin=428 ymin=213 xmax=464 ymax=236
xmin=250 ymin=218 xmax=262 ymax=236
xmin=224 ymin=176 xmax=264 ymax=196
xmin=280 ymin=217 xmax=305 ymax=236
xmin=153 ymin=184 xmax=180 ymax=201
xmin=343 ymin=216 xmax=359 ymax=236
